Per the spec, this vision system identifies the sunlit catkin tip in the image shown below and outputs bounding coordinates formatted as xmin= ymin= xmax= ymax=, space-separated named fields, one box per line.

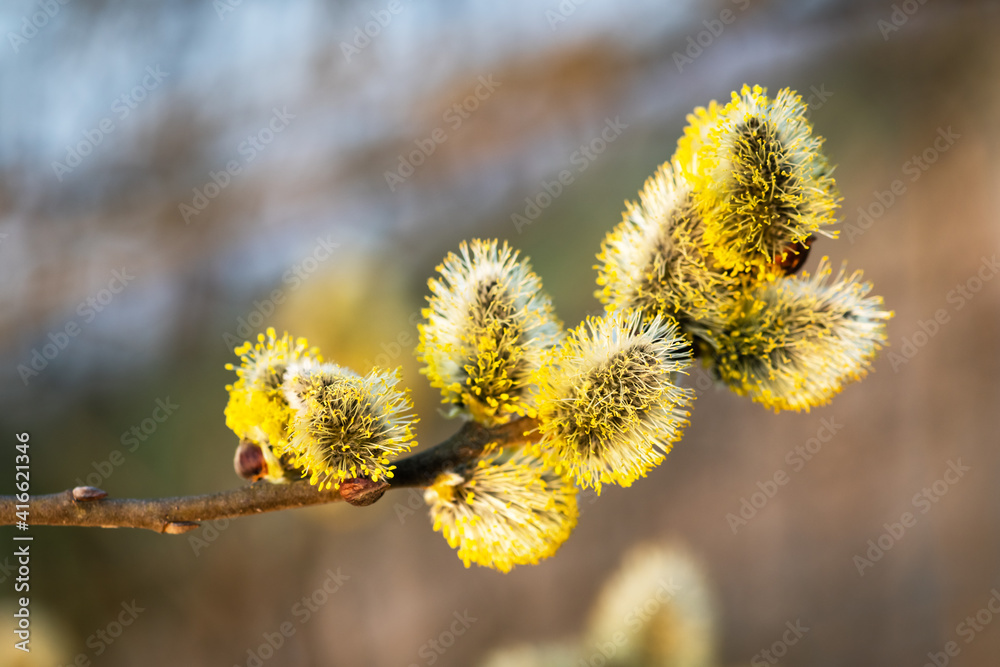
xmin=674 ymin=99 xmax=724 ymax=180
xmin=230 ymin=328 xmax=322 ymax=395
xmin=417 ymin=239 xmax=564 ymax=425
xmin=278 ymin=362 xmax=416 ymax=490
xmin=424 ymin=450 xmax=578 ymax=573
xmin=596 ymin=160 xmax=734 ymax=322
xmin=224 ymin=329 xmax=322 ymax=482
xmin=707 ymin=258 xmax=893 ymax=412
xmin=534 ymin=310 xmax=694 ymax=492
xmin=694 ymin=84 xmax=840 ymax=274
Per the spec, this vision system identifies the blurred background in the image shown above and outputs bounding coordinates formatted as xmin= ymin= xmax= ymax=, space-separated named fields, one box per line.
xmin=1 ymin=0 xmax=999 ymax=665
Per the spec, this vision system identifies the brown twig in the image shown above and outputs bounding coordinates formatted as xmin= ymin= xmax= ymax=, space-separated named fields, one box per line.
xmin=0 ymin=417 xmax=539 ymax=534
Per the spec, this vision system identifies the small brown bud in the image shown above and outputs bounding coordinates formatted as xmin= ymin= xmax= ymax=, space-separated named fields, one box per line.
xmin=71 ymin=486 xmax=108 ymax=502
xmin=339 ymin=478 xmax=389 ymax=507
xmin=234 ymin=440 xmax=267 ymax=481
xmin=774 ymin=235 xmax=815 ymax=275
xmin=163 ymin=521 xmax=200 ymax=534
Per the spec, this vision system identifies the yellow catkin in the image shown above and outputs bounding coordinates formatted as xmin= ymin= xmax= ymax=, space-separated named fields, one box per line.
xmin=224 ymin=328 xmax=321 ymax=482
xmin=534 ymin=310 xmax=693 ymax=492
xmin=691 ymin=84 xmax=840 ymax=275
xmin=278 ymin=362 xmax=417 ymax=490
xmin=424 ymin=449 xmax=578 ymax=573
xmin=596 ymin=159 xmax=735 ymax=324
xmin=706 ymin=258 xmax=893 ymax=411
xmin=417 ymin=239 xmax=563 ymax=425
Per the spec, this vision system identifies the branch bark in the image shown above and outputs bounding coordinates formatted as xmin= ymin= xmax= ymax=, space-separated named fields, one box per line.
xmin=0 ymin=417 xmax=539 ymax=534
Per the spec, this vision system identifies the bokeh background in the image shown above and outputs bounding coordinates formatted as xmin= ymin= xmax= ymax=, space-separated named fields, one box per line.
xmin=2 ymin=0 xmax=999 ymax=665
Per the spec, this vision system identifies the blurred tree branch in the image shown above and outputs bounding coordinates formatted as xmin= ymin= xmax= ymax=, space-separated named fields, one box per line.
xmin=0 ymin=417 xmax=538 ymax=534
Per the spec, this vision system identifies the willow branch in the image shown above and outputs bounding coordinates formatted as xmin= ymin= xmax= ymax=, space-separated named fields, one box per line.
xmin=0 ymin=417 xmax=539 ymax=534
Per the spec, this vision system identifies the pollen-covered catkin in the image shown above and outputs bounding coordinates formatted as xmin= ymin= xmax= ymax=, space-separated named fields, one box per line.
xmin=534 ymin=310 xmax=694 ymax=492
xmin=224 ymin=328 xmax=321 ymax=482
xmin=705 ymin=258 xmax=893 ymax=411
xmin=417 ymin=239 xmax=563 ymax=425
xmin=277 ymin=362 xmax=417 ymax=489
xmin=691 ymin=85 xmax=840 ymax=274
xmin=424 ymin=448 xmax=578 ymax=573
xmin=596 ymin=159 xmax=734 ymax=323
